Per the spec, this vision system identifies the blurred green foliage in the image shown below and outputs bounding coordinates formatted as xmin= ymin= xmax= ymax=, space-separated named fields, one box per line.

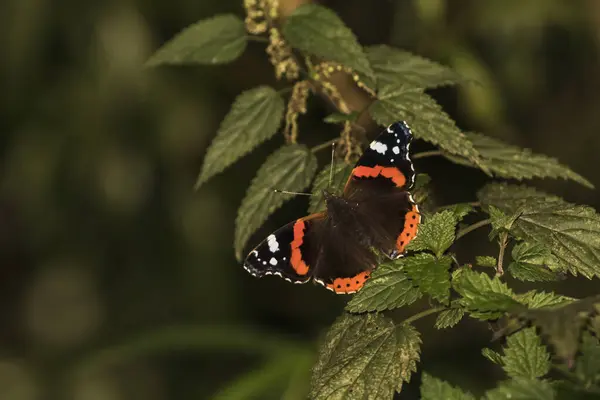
xmin=2 ymin=0 xmax=600 ymax=399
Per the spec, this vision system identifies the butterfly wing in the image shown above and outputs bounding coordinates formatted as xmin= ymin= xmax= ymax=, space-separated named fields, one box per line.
xmin=243 ymin=213 xmax=325 ymax=284
xmin=343 ymin=121 xmax=421 ymax=258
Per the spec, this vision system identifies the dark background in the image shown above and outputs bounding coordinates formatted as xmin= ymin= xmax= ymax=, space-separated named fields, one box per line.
xmin=1 ymin=0 xmax=600 ymax=398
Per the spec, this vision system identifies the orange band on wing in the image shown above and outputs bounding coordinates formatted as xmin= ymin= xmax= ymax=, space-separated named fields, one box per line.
xmin=290 ymin=220 xmax=310 ymax=275
xmin=352 ymin=166 xmax=406 ymax=187
xmin=326 ymin=271 xmax=372 ymax=294
xmin=396 ymin=204 xmax=420 ymax=253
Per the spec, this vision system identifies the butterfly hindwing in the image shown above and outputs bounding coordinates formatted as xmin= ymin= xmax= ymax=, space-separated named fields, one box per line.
xmin=243 ymin=213 xmax=325 ymax=284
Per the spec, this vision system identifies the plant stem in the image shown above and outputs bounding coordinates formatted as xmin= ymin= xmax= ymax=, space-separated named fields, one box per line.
xmin=311 ymin=138 xmax=339 ymax=153
xmin=412 ymin=150 xmax=444 ymax=160
xmin=246 ymin=35 xmax=270 ymax=43
xmin=496 ymin=232 xmax=508 ymax=276
xmin=455 ymin=218 xmax=491 ymax=240
xmin=403 ymin=307 xmax=445 ymax=325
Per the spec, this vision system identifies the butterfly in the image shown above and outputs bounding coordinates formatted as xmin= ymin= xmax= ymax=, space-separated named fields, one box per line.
xmin=242 ymin=121 xmax=421 ymax=294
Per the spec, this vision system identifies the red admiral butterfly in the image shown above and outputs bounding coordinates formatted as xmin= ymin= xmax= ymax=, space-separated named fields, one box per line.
xmin=243 ymin=121 xmax=421 ymax=294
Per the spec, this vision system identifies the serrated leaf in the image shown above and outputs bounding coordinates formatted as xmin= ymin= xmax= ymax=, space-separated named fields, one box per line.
xmin=346 ymin=261 xmax=422 ymax=313
xmin=366 ymin=45 xmax=465 ymax=90
xmin=310 ymin=314 xmax=419 ymax=399
xmin=575 ymin=332 xmax=600 ymax=385
xmin=196 ymin=86 xmax=285 ymax=187
xmin=508 ymin=242 xmax=561 ymax=282
xmin=283 ymin=4 xmax=374 ymax=80
xmin=234 ymin=145 xmax=317 ymax=260
xmin=488 ymin=205 xmax=521 ymax=238
xmin=146 ymin=14 xmax=247 ymax=66
xmin=516 ymin=291 xmax=574 ymax=309
xmin=485 ymin=379 xmax=555 ymax=400
xmin=407 ymin=210 xmax=457 ymax=258
xmin=448 ymin=203 xmax=475 ymax=221
xmin=435 ymin=307 xmax=465 ymax=329
xmin=369 ymin=85 xmax=481 ymax=163
xmin=476 ymin=256 xmax=497 ymax=268
xmin=502 ymin=327 xmax=550 ymax=379
xmin=420 ymin=372 xmax=476 ymax=400
xmin=403 ymin=254 xmax=451 ymax=304
xmin=452 ymin=269 xmax=521 ymax=320
xmin=447 ymin=132 xmax=593 ymax=189
xmin=323 ymin=111 xmax=359 ymax=124
xmin=482 ymin=348 xmax=503 ymax=365
xmin=395 ymin=323 xmax=422 ymax=393
xmin=308 ymin=162 xmax=352 ymax=213
xmin=479 ymin=183 xmax=600 ymax=279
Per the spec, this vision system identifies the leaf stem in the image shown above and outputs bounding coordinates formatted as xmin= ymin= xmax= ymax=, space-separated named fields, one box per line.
xmin=402 ymin=307 xmax=445 ymax=325
xmin=412 ymin=150 xmax=444 ymax=160
xmin=246 ymin=35 xmax=270 ymax=43
xmin=455 ymin=218 xmax=491 ymax=240
xmin=496 ymin=232 xmax=508 ymax=277
xmin=311 ymin=138 xmax=339 ymax=153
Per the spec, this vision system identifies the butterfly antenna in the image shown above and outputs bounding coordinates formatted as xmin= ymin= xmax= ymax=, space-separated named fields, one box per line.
xmin=328 ymin=142 xmax=336 ymax=188
xmin=273 ymin=189 xmax=314 ymax=196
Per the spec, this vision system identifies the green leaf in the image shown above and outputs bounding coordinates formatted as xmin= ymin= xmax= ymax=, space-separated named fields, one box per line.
xmin=476 ymin=256 xmax=497 ymax=268
xmin=196 ymin=86 xmax=285 ymax=187
xmin=501 ymin=328 xmax=550 ymax=379
xmin=407 ymin=210 xmax=457 ymax=258
xmin=575 ymin=332 xmax=600 ymax=385
xmin=485 ymin=379 xmax=555 ymax=400
xmin=435 ymin=307 xmax=465 ymax=329
xmin=367 ymin=45 xmax=465 ymax=90
xmin=452 ymin=269 xmax=521 ymax=320
xmin=420 ymin=372 xmax=476 ymax=400
xmin=447 ymin=203 xmax=475 ymax=221
xmin=308 ymin=162 xmax=352 ymax=213
xmin=412 ymin=173 xmax=432 ymax=205
xmin=488 ymin=205 xmax=521 ymax=238
xmin=146 ymin=14 xmax=247 ymax=66
xmin=346 ymin=261 xmax=421 ymax=313
xmin=395 ymin=323 xmax=422 ymax=392
xmin=448 ymin=132 xmax=594 ymax=189
xmin=369 ymin=85 xmax=481 ymax=163
xmin=323 ymin=111 xmax=360 ymax=124
xmin=516 ymin=291 xmax=574 ymax=309
xmin=310 ymin=314 xmax=420 ymax=399
xmin=403 ymin=254 xmax=451 ymax=304
xmin=234 ymin=145 xmax=317 ymax=260
xmin=482 ymin=348 xmax=503 ymax=365
xmin=283 ymin=4 xmax=374 ymax=80
xmin=479 ymin=183 xmax=600 ymax=279
xmin=508 ymin=242 xmax=561 ymax=282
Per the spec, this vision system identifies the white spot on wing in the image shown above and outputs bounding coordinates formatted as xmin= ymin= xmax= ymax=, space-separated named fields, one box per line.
xmin=369 ymin=141 xmax=387 ymax=154
xmin=269 ymin=257 xmax=278 ymax=266
xmin=392 ymin=146 xmax=400 ymax=154
xmin=267 ymin=234 xmax=279 ymax=253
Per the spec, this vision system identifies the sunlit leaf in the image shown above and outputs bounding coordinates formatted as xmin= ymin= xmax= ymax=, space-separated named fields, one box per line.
xmin=516 ymin=291 xmax=574 ymax=309
xmin=420 ymin=372 xmax=476 ymax=400
xmin=346 ymin=261 xmax=421 ymax=313
xmin=476 ymin=256 xmax=497 ymax=268
xmin=395 ymin=323 xmax=422 ymax=392
xmin=283 ymin=4 xmax=374 ymax=80
xmin=147 ymin=14 xmax=247 ymax=66
xmin=369 ymin=85 xmax=481 ymax=163
xmin=196 ymin=86 xmax=285 ymax=187
xmin=308 ymin=162 xmax=352 ymax=213
xmin=407 ymin=210 xmax=457 ymax=258
xmin=435 ymin=307 xmax=465 ymax=329
xmin=235 ymin=145 xmax=317 ymax=260
xmin=482 ymin=348 xmax=503 ymax=365
xmin=403 ymin=254 xmax=451 ymax=304
xmin=501 ymin=328 xmax=550 ymax=379
xmin=508 ymin=242 xmax=562 ymax=282
xmin=367 ymin=45 xmax=465 ymax=90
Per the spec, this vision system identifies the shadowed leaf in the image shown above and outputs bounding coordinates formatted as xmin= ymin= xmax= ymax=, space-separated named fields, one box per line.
xmin=501 ymin=328 xmax=550 ymax=379
xmin=435 ymin=307 xmax=465 ymax=329
xmin=485 ymin=379 xmax=555 ymax=400
xmin=403 ymin=253 xmax=452 ymax=304
xmin=420 ymin=372 xmax=476 ymax=400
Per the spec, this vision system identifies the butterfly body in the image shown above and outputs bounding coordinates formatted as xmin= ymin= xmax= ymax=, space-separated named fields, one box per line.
xmin=243 ymin=121 xmax=421 ymax=294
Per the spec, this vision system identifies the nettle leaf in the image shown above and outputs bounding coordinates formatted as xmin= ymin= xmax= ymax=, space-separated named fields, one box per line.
xmin=452 ymin=269 xmax=521 ymax=320
xmin=485 ymin=379 xmax=555 ymax=400
xmin=308 ymin=162 xmax=352 ymax=213
xmin=502 ymin=328 xmax=551 ymax=379
xmin=369 ymin=85 xmax=481 ymax=163
xmin=407 ymin=210 xmax=457 ymax=258
xmin=479 ymin=183 xmax=600 ymax=279
xmin=575 ymin=332 xmax=600 ymax=385
xmin=346 ymin=261 xmax=421 ymax=313
xmin=146 ymin=14 xmax=247 ymax=66
xmin=482 ymin=348 xmax=503 ymax=365
xmin=310 ymin=314 xmax=420 ymax=399
xmin=403 ymin=254 xmax=451 ymax=304
xmin=196 ymin=86 xmax=285 ymax=187
xmin=420 ymin=372 xmax=476 ymax=400
xmin=435 ymin=307 xmax=465 ymax=329
xmin=448 ymin=203 xmax=475 ymax=221
xmin=448 ymin=132 xmax=593 ymax=189
xmin=508 ymin=242 xmax=561 ymax=282
xmin=516 ymin=291 xmax=574 ymax=309
xmin=283 ymin=4 xmax=374 ymax=80
xmin=234 ymin=145 xmax=317 ymax=260
xmin=412 ymin=174 xmax=432 ymax=205
xmin=488 ymin=205 xmax=521 ymax=238
xmin=476 ymin=256 xmax=497 ymax=268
